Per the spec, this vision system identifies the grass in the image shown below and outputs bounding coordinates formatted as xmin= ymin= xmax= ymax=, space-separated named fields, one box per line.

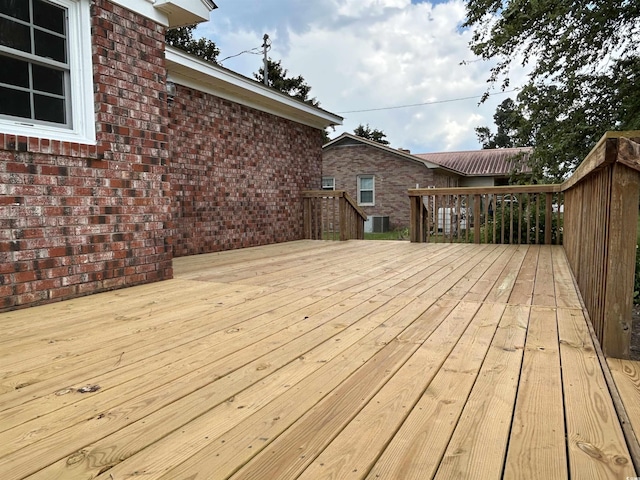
xmin=364 ymin=229 xmax=409 ymax=241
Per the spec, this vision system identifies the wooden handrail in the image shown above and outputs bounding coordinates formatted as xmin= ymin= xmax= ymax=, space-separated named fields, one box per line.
xmin=303 ymin=190 xmax=368 ymax=241
xmin=407 ymin=130 xmax=640 ymax=358
xmin=409 ymin=185 xmax=562 ymax=245
xmin=561 ymin=132 xmax=640 ymax=358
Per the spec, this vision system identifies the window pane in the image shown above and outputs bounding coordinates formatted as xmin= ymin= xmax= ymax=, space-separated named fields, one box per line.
xmin=0 ymin=85 xmax=31 ymax=118
xmin=34 ymin=29 xmax=66 ymax=63
xmin=34 ymin=0 xmax=65 ymax=34
xmin=0 ymin=17 xmax=31 ymax=52
xmin=360 ymin=177 xmax=373 ymax=190
xmin=0 ymin=0 xmax=29 ymax=21
xmin=34 ymin=93 xmax=65 ymax=123
xmin=360 ymin=191 xmax=373 ymax=204
xmin=33 ymin=63 xmax=64 ymax=95
xmin=0 ymin=55 xmax=29 ymax=87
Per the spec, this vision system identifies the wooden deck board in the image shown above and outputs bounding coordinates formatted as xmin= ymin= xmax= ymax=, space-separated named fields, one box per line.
xmin=0 ymin=240 xmax=636 ymax=480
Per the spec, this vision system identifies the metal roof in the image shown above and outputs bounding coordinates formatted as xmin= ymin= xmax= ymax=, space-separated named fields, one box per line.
xmin=414 ymin=147 xmax=533 ymax=176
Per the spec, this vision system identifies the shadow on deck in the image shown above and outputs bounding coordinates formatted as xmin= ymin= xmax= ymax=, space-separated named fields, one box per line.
xmin=0 ymin=240 xmax=638 ymax=479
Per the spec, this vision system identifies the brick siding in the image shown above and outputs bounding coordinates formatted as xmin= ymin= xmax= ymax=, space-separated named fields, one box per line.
xmin=0 ymin=0 xmax=172 ymax=311
xmin=169 ymin=86 xmax=323 ymax=256
xmin=323 ymin=144 xmax=458 ymax=229
xmin=0 ymin=0 xmax=324 ymax=311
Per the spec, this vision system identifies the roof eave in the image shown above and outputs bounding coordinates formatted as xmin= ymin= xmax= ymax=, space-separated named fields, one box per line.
xmin=166 ymin=47 xmax=343 ymax=130
xmin=324 ymin=133 xmax=461 ymax=176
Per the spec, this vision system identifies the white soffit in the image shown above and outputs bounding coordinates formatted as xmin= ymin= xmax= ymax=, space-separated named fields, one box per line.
xmin=107 ymin=0 xmax=216 ymax=28
xmin=166 ymin=47 xmax=343 ymax=130
xmin=154 ymin=0 xmax=216 ymax=27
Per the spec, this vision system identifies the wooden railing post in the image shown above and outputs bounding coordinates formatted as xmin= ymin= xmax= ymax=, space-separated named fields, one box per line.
xmin=601 ymin=160 xmax=639 ymax=356
xmin=473 ymin=194 xmax=481 ymax=244
xmin=410 ymin=194 xmax=423 ymax=242
xmin=339 ymin=193 xmax=348 ymax=241
xmin=545 ymin=192 xmax=553 ymax=245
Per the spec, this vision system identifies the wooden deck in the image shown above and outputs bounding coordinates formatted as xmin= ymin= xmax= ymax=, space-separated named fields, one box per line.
xmin=0 ymin=240 xmax=637 ymax=479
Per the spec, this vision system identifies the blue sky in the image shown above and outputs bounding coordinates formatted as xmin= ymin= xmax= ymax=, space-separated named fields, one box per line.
xmin=198 ymin=0 xmax=528 ymax=152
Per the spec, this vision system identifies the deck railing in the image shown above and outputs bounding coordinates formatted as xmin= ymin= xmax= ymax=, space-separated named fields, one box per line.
xmin=561 ymin=132 xmax=640 ymax=358
xmin=408 ymin=185 xmax=563 ymax=245
xmin=303 ymin=190 xmax=367 ymax=240
xmin=409 ymin=131 xmax=640 ymax=358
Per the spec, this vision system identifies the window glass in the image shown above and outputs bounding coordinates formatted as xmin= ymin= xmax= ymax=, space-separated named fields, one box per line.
xmin=0 ymin=17 xmax=31 ymax=52
xmin=0 ymin=0 xmax=30 ymax=21
xmin=0 ymin=86 xmax=31 ymax=118
xmin=0 ymin=56 xmax=29 ymax=87
xmin=0 ymin=0 xmax=70 ymax=126
xmin=322 ymin=177 xmax=335 ymax=190
xmin=34 ymin=29 xmax=66 ymax=62
xmin=358 ymin=175 xmax=374 ymax=205
xmin=33 ymin=64 xmax=64 ymax=95
xmin=360 ymin=177 xmax=373 ymax=191
xmin=34 ymin=93 xmax=65 ymax=123
xmin=34 ymin=0 xmax=65 ymax=34
xmin=360 ymin=190 xmax=373 ymax=204
xmin=0 ymin=0 xmax=94 ymax=141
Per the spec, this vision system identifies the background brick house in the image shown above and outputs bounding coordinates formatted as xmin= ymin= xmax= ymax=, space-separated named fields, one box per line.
xmin=322 ymin=134 xmax=531 ymax=231
xmin=0 ymin=0 xmax=341 ymax=311
xmin=322 ymin=134 xmax=461 ymax=231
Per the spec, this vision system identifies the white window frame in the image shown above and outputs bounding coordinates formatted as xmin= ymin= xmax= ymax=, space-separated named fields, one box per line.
xmin=321 ymin=176 xmax=335 ymax=191
xmin=357 ymin=175 xmax=375 ymax=206
xmin=0 ymin=0 xmax=95 ymax=144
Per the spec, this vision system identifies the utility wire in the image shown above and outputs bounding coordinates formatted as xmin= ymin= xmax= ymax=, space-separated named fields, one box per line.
xmin=219 ymin=47 xmax=263 ymax=64
xmin=337 ymin=88 xmax=520 ymax=114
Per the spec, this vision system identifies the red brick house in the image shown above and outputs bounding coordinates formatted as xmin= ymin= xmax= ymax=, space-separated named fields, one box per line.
xmin=322 ymin=133 xmax=531 ymax=231
xmin=0 ymin=0 xmax=341 ymax=311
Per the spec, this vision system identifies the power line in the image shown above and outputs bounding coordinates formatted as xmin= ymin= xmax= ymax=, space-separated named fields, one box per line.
xmin=337 ymin=88 xmax=520 ymax=114
xmin=219 ymin=47 xmax=263 ymax=64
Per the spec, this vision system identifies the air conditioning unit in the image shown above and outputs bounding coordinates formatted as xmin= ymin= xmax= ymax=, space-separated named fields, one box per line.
xmin=372 ymin=216 xmax=390 ymax=233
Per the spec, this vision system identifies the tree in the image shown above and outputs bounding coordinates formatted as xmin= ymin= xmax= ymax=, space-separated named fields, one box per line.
xmin=465 ymin=1 xmax=640 ymax=180
xmin=463 ymin=0 xmax=640 ymax=93
xmin=477 ymin=57 xmax=640 ymax=181
xmin=255 ymin=59 xmax=318 ymax=106
xmin=353 ymin=124 xmax=390 ymax=145
xmin=166 ymin=26 xmax=219 ymax=64
xmin=475 ymin=98 xmax=527 ymax=149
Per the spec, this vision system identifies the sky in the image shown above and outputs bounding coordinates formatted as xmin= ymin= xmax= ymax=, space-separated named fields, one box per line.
xmin=195 ymin=0 xmax=531 ymax=153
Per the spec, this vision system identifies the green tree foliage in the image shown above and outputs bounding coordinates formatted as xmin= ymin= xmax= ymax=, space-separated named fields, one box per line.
xmin=477 ymin=58 xmax=640 ymax=180
xmin=475 ymin=98 xmax=526 ymax=149
xmin=255 ymin=59 xmax=319 ymax=106
xmin=166 ymin=26 xmax=219 ymax=64
xmin=465 ymin=1 xmax=640 ymax=181
xmin=463 ymin=0 xmax=639 ymax=91
xmin=353 ymin=124 xmax=390 ymax=145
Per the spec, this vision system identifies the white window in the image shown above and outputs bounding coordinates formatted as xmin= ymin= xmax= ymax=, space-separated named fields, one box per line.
xmin=0 ymin=0 xmax=95 ymax=144
xmin=321 ymin=176 xmax=335 ymax=190
xmin=357 ymin=175 xmax=374 ymax=206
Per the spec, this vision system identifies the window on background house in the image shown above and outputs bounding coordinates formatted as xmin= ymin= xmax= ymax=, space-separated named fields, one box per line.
xmin=321 ymin=176 xmax=335 ymax=190
xmin=357 ymin=175 xmax=374 ymax=206
xmin=0 ymin=0 xmax=95 ymax=143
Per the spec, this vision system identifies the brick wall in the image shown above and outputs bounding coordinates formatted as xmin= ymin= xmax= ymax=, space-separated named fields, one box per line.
xmin=0 ymin=0 xmax=172 ymax=311
xmin=169 ymin=85 xmax=323 ymax=256
xmin=323 ymin=144 xmax=459 ymax=229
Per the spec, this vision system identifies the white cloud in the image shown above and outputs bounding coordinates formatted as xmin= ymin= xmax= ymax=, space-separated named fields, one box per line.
xmin=200 ymin=0 xmax=532 ymax=152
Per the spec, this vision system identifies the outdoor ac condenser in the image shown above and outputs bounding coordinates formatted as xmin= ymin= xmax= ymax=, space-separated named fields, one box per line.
xmin=372 ymin=216 xmax=390 ymax=233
